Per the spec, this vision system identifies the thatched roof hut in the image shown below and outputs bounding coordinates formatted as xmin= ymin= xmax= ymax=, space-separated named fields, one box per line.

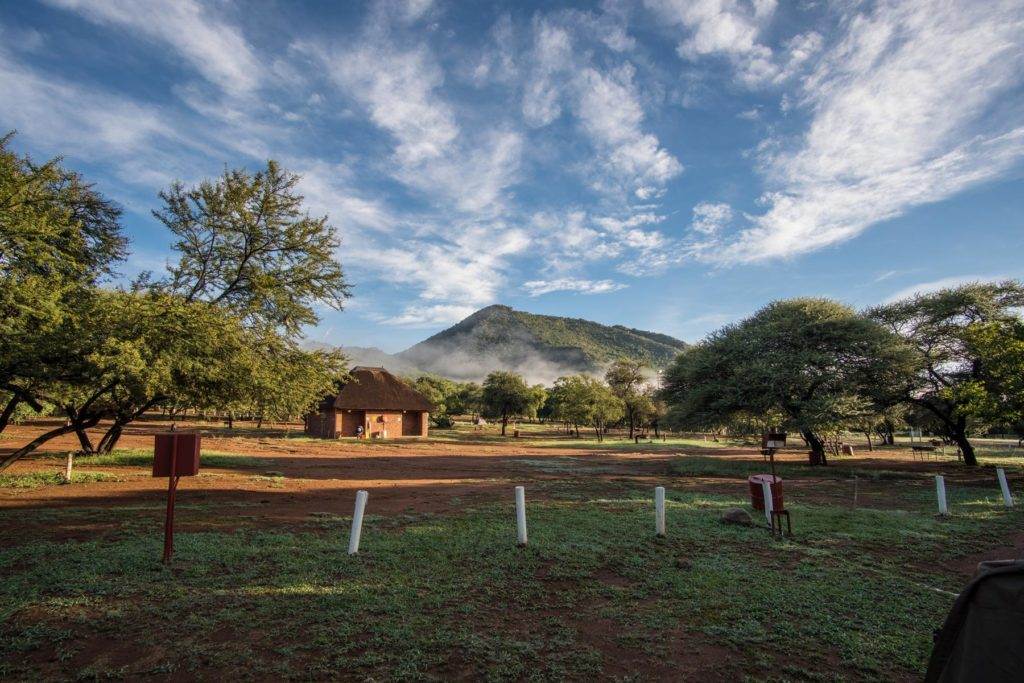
xmin=305 ymin=367 xmax=432 ymax=439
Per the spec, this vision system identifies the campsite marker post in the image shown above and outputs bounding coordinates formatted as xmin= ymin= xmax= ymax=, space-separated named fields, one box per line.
xmin=515 ymin=486 xmax=528 ymax=546
xmin=348 ymin=490 xmax=368 ymax=555
xmin=761 ymin=479 xmax=774 ymax=524
xmin=655 ymin=486 xmax=666 ymax=537
xmin=935 ymin=475 xmax=949 ymax=515
xmin=996 ymin=468 xmax=1013 ymax=508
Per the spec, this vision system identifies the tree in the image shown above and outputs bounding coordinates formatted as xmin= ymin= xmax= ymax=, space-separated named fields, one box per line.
xmin=869 ymin=281 xmax=1024 ymax=466
xmin=0 ymin=133 xmax=126 ymax=432
xmin=410 ymin=375 xmax=461 ymax=427
xmin=154 ymin=160 xmax=350 ymax=334
xmin=481 ymin=371 xmax=536 ymax=436
xmin=449 ymin=382 xmax=483 ymax=419
xmin=605 ymin=359 xmax=653 ymax=438
xmin=548 ymin=375 xmax=623 ymax=440
xmin=963 ymin=319 xmax=1024 ymax=444
xmin=661 ymin=298 xmax=917 ymax=465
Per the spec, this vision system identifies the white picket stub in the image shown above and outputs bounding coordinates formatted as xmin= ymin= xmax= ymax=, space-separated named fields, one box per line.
xmin=348 ymin=490 xmax=368 ymax=555
xmin=515 ymin=486 xmax=528 ymax=546
xmin=996 ymin=468 xmax=1014 ymax=508
xmin=935 ymin=475 xmax=949 ymax=515
xmin=655 ymin=486 xmax=666 ymax=537
xmin=761 ymin=479 xmax=774 ymax=524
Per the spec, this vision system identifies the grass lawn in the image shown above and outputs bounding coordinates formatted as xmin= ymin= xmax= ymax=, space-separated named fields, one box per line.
xmin=2 ymin=477 xmax=1020 ymax=680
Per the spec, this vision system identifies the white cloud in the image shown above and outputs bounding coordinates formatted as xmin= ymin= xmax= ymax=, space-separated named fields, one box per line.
xmin=645 ymin=0 xmax=783 ymax=86
xmin=690 ymin=201 xmax=733 ymax=235
xmin=711 ymin=0 xmax=1024 ymax=264
xmin=523 ymin=278 xmax=628 ymax=296
xmin=883 ymin=275 xmax=1007 ymax=304
xmin=575 ymin=64 xmax=683 ymax=192
xmin=45 ymin=0 xmax=262 ymax=96
xmin=379 ymin=304 xmax=477 ymax=328
xmin=522 ymin=18 xmax=573 ymax=127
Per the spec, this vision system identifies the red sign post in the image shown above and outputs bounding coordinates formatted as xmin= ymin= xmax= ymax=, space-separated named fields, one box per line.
xmin=153 ymin=432 xmax=200 ymax=563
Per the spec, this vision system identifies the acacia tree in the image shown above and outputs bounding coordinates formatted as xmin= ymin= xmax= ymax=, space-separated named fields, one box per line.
xmin=661 ymin=298 xmax=917 ymax=465
xmin=0 ymin=133 xmax=126 ymax=432
xmin=481 ymin=371 xmax=537 ymax=436
xmin=605 ymin=359 xmax=653 ymax=439
xmin=869 ymin=281 xmax=1024 ymax=466
xmin=962 ymin=319 xmax=1024 ymax=445
xmin=154 ymin=160 xmax=349 ymax=334
xmin=548 ymin=375 xmax=624 ymax=440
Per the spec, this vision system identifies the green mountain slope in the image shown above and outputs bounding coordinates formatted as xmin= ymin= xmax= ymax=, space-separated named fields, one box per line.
xmin=397 ymin=305 xmax=687 ymax=382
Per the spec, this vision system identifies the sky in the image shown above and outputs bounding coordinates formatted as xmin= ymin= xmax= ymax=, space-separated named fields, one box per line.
xmin=2 ymin=0 xmax=1023 ymax=352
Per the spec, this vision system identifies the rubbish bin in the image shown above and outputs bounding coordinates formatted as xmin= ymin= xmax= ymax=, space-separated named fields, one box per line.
xmin=748 ymin=474 xmax=783 ymax=511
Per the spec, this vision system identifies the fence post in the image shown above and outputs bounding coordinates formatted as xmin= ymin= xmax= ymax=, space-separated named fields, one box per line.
xmin=348 ymin=490 xmax=368 ymax=555
xmin=935 ymin=475 xmax=948 ymax=515
xmin=761 ymin=479 xmax=774 ymax=525
xmin=515 ymin=486 xmax=528 ymax=546
xmin=655 ymin=486 xmax=666 ymax=537
xmin=996 ymin=468 xmax=1014 ymax=508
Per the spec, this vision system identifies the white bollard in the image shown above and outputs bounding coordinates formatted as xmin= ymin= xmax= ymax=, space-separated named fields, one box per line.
xmin=515 ymin=485 xmax=528 ymax=546
xmin=935 ymin=475 xmax=948 ymax=515
xmin=761 ymin=479 xmax=774 ymax=524
xmin=996 ymin=468 xmax=1014 ymax=508
xmin=655 ymin=486 xmax=666 ymax=537
xmin=348 ymin=490 xmax=368 ymax=555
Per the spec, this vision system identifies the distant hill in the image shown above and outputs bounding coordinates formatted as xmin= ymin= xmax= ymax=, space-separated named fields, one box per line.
xmin=304 ymin=342 xmax=423 ymax=376
xmin=396 ymin=305 xmax=687 ymax=383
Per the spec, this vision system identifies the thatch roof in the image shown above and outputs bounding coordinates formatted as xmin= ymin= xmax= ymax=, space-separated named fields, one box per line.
xmin=329 ymin=367 xmax=433 ymax=412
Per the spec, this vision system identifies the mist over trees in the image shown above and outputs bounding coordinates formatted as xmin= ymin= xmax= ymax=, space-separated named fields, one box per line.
xmin=0 ymin=135 xmax=349 ymax=470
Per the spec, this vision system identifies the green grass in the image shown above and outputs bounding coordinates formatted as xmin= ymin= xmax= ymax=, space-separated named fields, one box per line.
xmin=0 ymin=471 xmax=120 ymax=489
xmin=668 ymin=455 xmax=922 ymax=482
xmin=2 ymin=488 xmax=1020 ymax=680
xmin=33 ymin=448 xmax=264 ymax=469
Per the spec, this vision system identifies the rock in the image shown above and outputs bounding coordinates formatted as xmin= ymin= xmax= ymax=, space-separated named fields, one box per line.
xmin=721 ymin=507 xmax=754 ymax=526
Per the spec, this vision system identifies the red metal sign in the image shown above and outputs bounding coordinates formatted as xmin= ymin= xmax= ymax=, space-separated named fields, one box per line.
xmin=153 ymin=432 xmax=201 ymax=563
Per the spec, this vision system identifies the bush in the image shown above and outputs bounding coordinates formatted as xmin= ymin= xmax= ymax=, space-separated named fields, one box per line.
xmin=431 ymin=414 xmax=455 ymax=429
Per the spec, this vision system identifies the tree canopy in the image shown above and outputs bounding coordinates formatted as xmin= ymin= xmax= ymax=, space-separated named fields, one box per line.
xmin=661 ymin=298 xmax=917 ymax=465
xmin=481 ymin=371 xmax=546 ymax=436
xmin=868 ymin=280 xmax=1024 ymax=465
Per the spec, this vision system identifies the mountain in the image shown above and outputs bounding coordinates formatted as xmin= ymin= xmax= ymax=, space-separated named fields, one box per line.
xmin=304 ymin=342 xmax=423 ymax=376
xmin=396 ymin=305 xmax=687 ymax=383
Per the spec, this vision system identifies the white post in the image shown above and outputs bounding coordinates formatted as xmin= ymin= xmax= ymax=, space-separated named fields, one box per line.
xmin=655 ymin=486 xmax=666 ymax=537
xmin=935 ymin=475 xmax=948 ymax=515
xmin=996 ymin=468 xmax=1014 ymax=508
xmin=348 ymin=490 xmax=368 ymax=555
xmin=761 ymin=479 xmax=774 ymax=524
xmin=64 ymin=452 xmax=74 ymax=483
xmin=515 ymin=485 xmax=528 ymax=546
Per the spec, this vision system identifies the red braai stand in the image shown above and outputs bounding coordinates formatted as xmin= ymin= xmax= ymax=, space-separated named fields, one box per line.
xmin=153 ymin=432 xmax=200 ymax=563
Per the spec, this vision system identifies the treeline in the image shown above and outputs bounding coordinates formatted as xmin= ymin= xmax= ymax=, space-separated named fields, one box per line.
xmin=408 ymin=359 xmax=664 ymax=441
xmin=0 ymin=134 xmax=349 ymax=470
xmin=660 ymin=291 xmax=1024 ymax=467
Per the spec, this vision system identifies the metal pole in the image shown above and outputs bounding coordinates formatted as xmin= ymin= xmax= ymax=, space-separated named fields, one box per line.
xmin=655 ymin=486 xmax=666 ymax=537
xmin=348 ymin=490 xmax=369 ymax=555
xmin=515 ymin=486 xmax=528 ymax=546
xmin=162 ymin=445 xmax=178 ymax=564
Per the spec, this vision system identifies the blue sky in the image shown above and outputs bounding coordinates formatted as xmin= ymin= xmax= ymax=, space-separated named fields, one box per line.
xmin=2 ymin=0 xmax=1022 ymax=352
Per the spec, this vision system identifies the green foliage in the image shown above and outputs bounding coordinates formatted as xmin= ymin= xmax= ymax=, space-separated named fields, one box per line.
xmin=0 ymin=133 xmax=127 ymax=427
xmin=963 ymin=319 xmax=1024 ymax=440
xmin=481 ymin=371 xmax=545 ymax=433
xmin=605 ymin=359 xmax=655 ymax=436
xmin=869 ymin=280 xmax=1024 ymax=464
xmin=662 ymin=298 xmax=918 ymax=464
xmin=155 ymin=160 xmax=350 ymax=334
xmin=547 ymin=375 xmax=624 ymax=439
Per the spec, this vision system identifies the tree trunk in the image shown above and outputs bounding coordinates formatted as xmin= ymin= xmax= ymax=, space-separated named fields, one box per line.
xmin=501 ymin=411 xmax=508 ymax=436
xmin=595 ymin=425 xmax=602 ymax=442
xmin=0 ymin=395 xmax=20 ymax=434
xmin=575 ymin=424 xmax=580 ymax=438
xmin=803 ymin=428 xmax=827 ymax=466
xmin=97 ymin=422 xmax=124 ymax=454
xmin=865 ymin=431 xmax=873 ymax=452
xmin=0 ymin=418 xmax=99 ymax=472
xmin=627 ymin=409 xmax=635 ymax=439
xmin=74 ymin=422 xmax=95 ymax=454
xmin=653 ymin=420 xmax=660 ymax=439
xmin=950 ymin=418 xmax=978 ymax=466
xmin=882 ymin=420 xmax=895 ymax=446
